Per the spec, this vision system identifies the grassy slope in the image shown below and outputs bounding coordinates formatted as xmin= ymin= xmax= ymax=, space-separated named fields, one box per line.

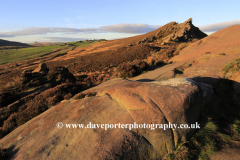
xmin=222 ymin=57 xmax=240 ymax=77
xmin=0 ymin=41 xmax=100 ymax=65
xmin=0 ymin=39 xmax=31 ymax=47
xmin=66 ymin=40 xmax=100 ymax=47
xmin=0 ymin=45 xmax=66 ymax=65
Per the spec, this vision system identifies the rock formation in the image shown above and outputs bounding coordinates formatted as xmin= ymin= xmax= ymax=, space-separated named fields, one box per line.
xmin=160 ymin=18 xmax=207 ymax=44
xmin=0 ymin=78 xmax=212 ymax=159
xmin=47 ymin=66 xmax=76 ymax=86
xmin=21 ymin=64 xmax=76 ymax=88
xmin=32 ymin=63 xmax=48 ymax=73
xmin=136 ymin=18 xmax=207 ymax=45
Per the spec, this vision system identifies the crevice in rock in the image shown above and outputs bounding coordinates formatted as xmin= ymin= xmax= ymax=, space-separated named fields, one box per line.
xmin=165 ymin=143 xmax=168 ymax=154
xmin=149 ymin=98 xmax=176 ymax=150
xmin=154 ymin=72 xmax=165 ymax=80
xmin=129 ymin=129 xmax=154 ymax=148
xmin=131 ymin=93 xmax=146 ymax=104
xmin=104 ymin=92 xmax=153 ymax=155
xmin=105 ymin=93 xmax=136 ymax=123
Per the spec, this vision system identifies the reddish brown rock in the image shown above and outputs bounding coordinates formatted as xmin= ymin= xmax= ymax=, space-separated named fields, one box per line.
xmin=47 ymin=66 xmax=76 ymax=86
xmin=160 ymin=18 xmax=207 ymax=45
xmin=32 ymin=63 xmax=48 ymax=73
xmin=147 ymin=56 xmax=155 ymax=65
xmin=0 ymin=78 xmax=212 ymax=159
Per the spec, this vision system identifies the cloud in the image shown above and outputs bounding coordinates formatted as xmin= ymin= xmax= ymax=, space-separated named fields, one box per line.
xmin=2 ymin=20 xmax=239 ymax=38
xmin=0 ymin=27 xmax=98 ymax=37
xmin=150 ymin=25 xmax=162 ymax=28
xmin=0 ymin=24 xmax=161 ymax=37
xmin=199 ymin=20 xmax=240 ymax=32
xmin=44 ymin=37 xmax=88 ymax=42
xmin=99 ymin=23 xmax=160 ymax=34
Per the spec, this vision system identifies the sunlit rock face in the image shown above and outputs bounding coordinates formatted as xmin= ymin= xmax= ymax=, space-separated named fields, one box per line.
xmin=0 ymin=78 xmax=212 ymax=160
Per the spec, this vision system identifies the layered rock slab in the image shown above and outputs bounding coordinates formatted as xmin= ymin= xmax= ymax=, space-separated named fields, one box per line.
xmin=0 ymin=78 xmax=212 ymax=159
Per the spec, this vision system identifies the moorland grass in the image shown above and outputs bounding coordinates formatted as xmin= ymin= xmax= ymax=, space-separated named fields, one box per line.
xmin=0 ymin=41 xmax=101 ymax=65
xmin=172 ymin=59 xmax=240 ymax=159
xmin=166 ymin=77 xmax=240 ymax=159
xmin=222 ymin=57 xmax=240 ymax=77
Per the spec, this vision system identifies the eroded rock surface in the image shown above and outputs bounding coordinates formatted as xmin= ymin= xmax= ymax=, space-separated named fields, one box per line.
xmin=135 ymin=18 xmax=206 ymax=46
xmin=0 ymin=78 xmax=212 ymax=159
xmin=158 ymin=18 xmax=207 ymax=45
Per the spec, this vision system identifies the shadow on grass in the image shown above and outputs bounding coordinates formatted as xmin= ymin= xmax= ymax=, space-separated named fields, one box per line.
xmin=167 ymin=77 xmax=240 ymax=160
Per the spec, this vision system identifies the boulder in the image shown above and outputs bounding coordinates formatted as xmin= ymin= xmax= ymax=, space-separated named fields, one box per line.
xmin=47 ymin=67 xmax=76 ymax=86
xmin=0 ymin=78 xmax=212 ymax=159
xmin=231 ymin=73 xmax=240 ymax=94
xmin=191 ymin=76 xmax=221 ymax=86
xmin=33 ymin=63 xmax=48 ymax=73
xmin=147 ymin=56 xmax=155 ymax=65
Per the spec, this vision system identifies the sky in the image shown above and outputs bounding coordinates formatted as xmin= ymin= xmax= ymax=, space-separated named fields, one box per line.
xmin=0 ymin=0 xmax=240 ymax=43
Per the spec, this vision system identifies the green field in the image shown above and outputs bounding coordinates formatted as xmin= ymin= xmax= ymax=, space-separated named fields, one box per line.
xmin=66 ymin=40 xmax=100 ymax=47
xmin=0 ymin=45 xmax=67 ymax=65
xmin=0 ymin=40 xmax=101 ymax=65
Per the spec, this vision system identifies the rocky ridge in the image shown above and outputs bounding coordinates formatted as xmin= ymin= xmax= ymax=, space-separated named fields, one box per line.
xmin=136 ymin=18 xmax=206 ymax=45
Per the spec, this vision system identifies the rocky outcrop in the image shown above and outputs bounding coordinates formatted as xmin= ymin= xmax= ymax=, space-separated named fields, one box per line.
xmin=160 ymin=18 xmax=207 ymax=45
xmin=21 ymin=63 xmax=49 ymax=87
xmin=21 ymin=69 xmax=48 ymax=88
xmin=117 ymin=60 xmax=148 ymax=78
xmin=47 ymin=66 xmax=76 ymax=86
xmin=32 ymin=63 xmax=48 ymax=73
xmin=0 ymin=78 xmax=212 ymax=159
xmin=136 ymin=18 xmax=207 ymax=46
xmin=21 ymin=64 xmax=76 ymax=88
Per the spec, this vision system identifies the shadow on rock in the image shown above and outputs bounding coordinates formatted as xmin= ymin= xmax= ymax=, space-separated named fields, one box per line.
xmin=135 ymin=79 xmax=155 ymax=82
xmin=181 ymin=77 xmax=240 ymax=159
xmin=0 ymin=145 xmax=19 ymax=160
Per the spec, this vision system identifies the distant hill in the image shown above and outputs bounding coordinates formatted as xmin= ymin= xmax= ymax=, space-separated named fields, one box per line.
xmin=0 ymin=39 xmax=32 ymax=47
xmin=29 ymin=42 xmax=62 ymax=47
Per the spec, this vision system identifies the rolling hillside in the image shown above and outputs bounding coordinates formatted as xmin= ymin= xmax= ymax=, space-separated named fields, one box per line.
xmin=0 ymin=39 xmax=32 ymax=47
